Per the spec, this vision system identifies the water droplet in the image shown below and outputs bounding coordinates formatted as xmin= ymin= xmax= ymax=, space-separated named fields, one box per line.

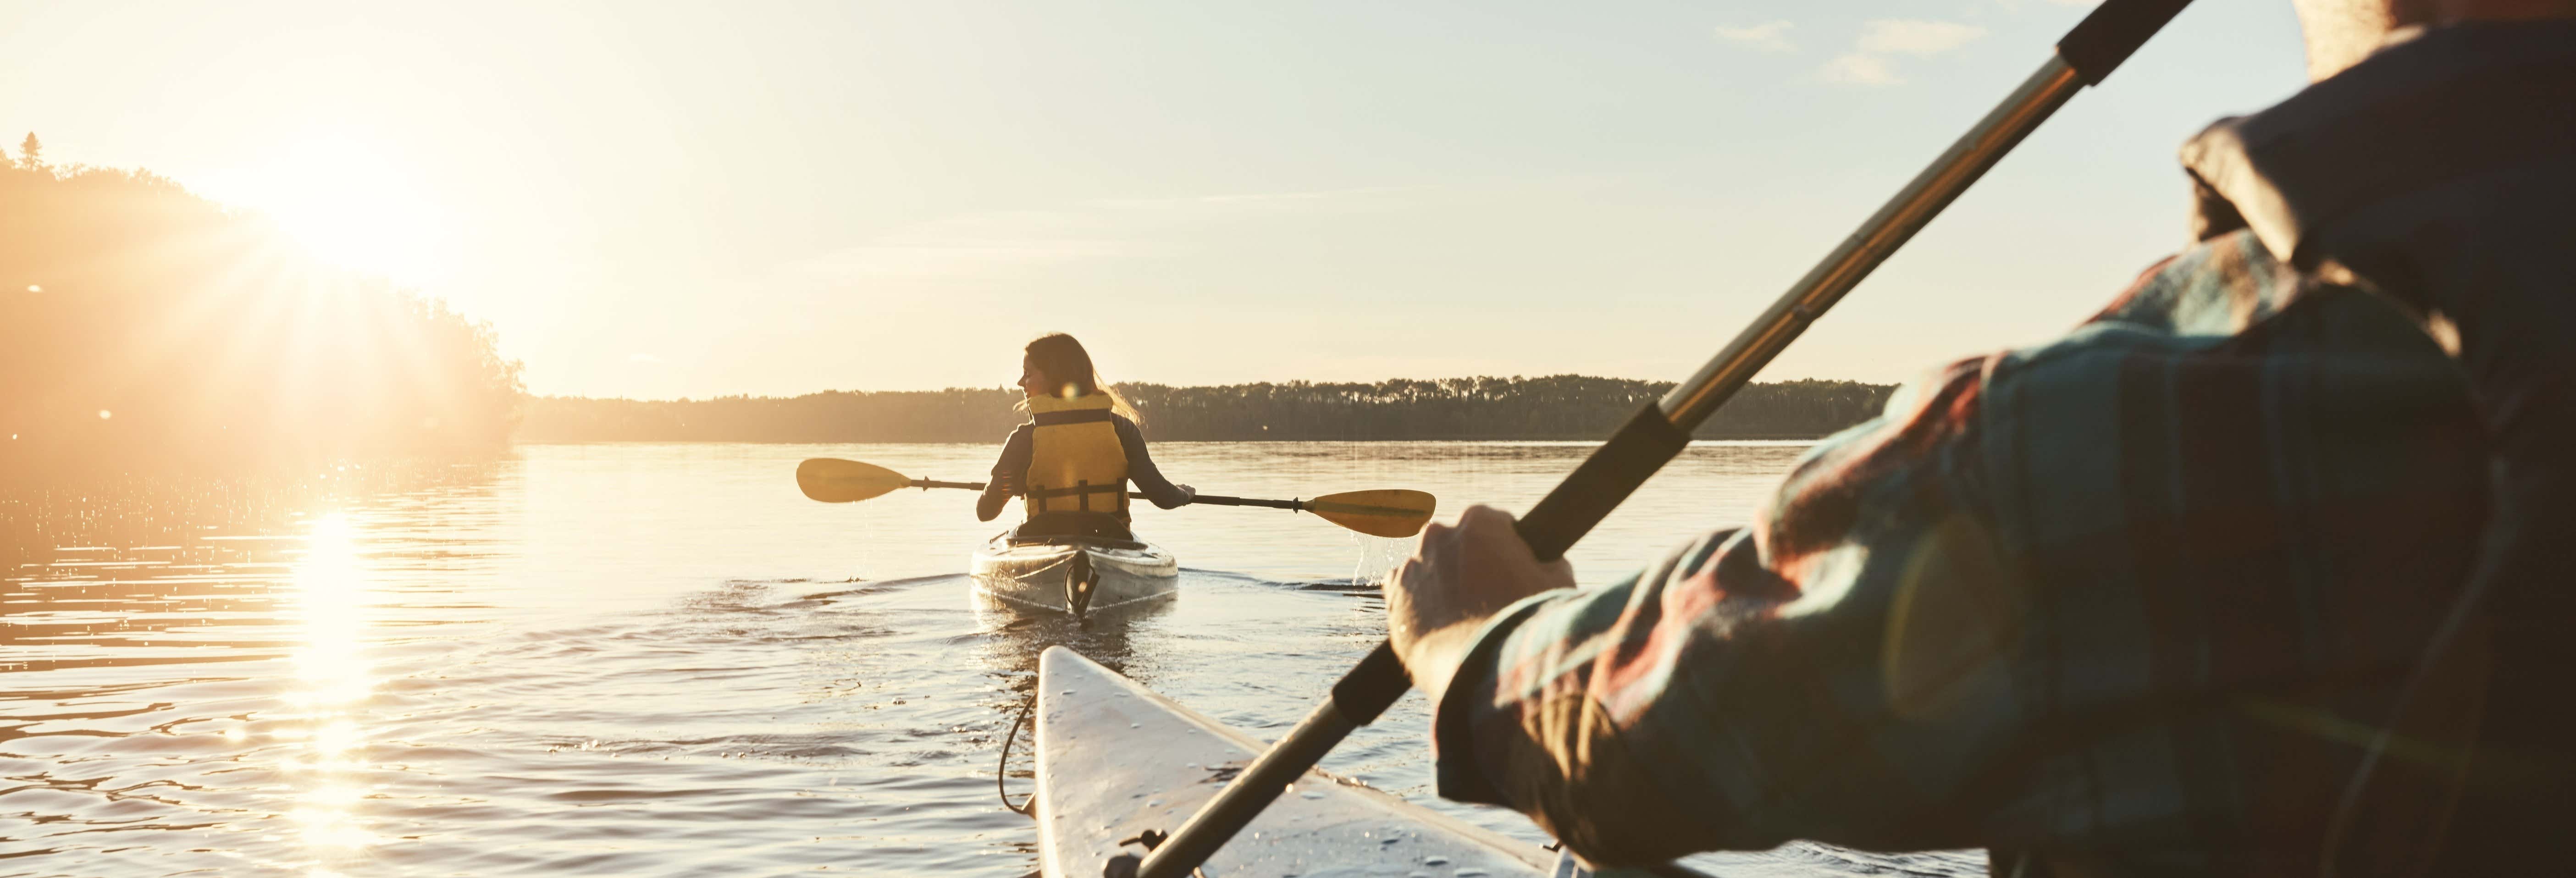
xmin=1422 ymin=856 xmax=1450 ymax=866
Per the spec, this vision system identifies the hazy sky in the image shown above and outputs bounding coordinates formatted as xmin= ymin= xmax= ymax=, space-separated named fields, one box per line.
xmin=2 ymin=1 xmax=2307 ymax=399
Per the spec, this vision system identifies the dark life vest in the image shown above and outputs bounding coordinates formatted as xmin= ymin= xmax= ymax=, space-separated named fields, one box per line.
xmin=1022 ymin=394 xmax=1128 ymax=518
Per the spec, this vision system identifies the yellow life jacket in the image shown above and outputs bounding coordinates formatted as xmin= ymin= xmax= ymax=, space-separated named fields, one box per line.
xmin=1023 ymin=393 xmax=1129 ymax=518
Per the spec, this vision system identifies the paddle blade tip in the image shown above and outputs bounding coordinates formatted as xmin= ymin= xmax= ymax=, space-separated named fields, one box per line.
xmin=1306 ymin=489 xmax=1437 ymax=538
xmin=796 ymin=458 xmax=912 ymax=503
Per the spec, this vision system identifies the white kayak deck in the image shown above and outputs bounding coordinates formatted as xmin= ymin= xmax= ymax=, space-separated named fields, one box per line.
xmin=1035 ymin=646 xmax=1553 ymax=878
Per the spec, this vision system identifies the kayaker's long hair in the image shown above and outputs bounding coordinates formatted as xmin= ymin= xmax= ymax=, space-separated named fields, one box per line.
xmin=1022 ymin=332 xmax=1143 ymax=425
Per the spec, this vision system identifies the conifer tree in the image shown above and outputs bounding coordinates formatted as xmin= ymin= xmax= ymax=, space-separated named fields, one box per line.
xmin=16 ymin=133 xmax=39 ymax=170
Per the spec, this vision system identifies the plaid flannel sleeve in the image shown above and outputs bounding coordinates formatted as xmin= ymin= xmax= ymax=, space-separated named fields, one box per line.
xmin=1427 ymin=231 xmax=2491 ymax=870
xmin=1428 ymin=359 xmax=2023 ymax=863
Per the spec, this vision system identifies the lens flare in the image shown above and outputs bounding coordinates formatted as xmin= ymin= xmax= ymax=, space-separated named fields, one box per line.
xmin=197 ymin=132 xmax=452 ymax=286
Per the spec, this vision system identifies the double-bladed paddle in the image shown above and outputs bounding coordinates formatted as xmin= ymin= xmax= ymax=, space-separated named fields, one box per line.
xmin=795 ymin=457 xmax=1438 ymax=538
xmin=1118 ymin=1 xmax=2199 ymax=876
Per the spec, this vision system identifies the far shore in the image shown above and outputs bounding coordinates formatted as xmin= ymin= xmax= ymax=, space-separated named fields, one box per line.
xmin=518 ymin=375 xmax=1893 ymax=446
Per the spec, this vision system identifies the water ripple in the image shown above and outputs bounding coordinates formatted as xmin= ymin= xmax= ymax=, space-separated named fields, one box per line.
xmin=0 ymin=442 xmax=1970 ymax=876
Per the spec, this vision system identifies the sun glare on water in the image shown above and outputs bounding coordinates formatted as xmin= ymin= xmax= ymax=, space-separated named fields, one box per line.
xmin=209 ymin=133 xmax=452 ymax=286
xmin=287 ymin=512 xmax=381 ymax=860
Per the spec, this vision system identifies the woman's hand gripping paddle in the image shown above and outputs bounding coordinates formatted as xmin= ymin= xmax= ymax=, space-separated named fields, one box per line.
xmin=1113 ymin=1 xmax=2199 ymax=875
xmin=794 ymin=457 xmax=1438 ymax=538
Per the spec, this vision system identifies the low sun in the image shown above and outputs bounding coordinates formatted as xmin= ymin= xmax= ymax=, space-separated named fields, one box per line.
xmin=217 ymin=133 xmax=450 ymax=285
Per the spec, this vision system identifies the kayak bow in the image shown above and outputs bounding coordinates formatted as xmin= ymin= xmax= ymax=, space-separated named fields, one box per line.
xmin=1033 ymin=646 xmax=1550 ymax=878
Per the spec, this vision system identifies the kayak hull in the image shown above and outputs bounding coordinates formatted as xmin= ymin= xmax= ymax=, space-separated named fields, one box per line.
xmin=971 ymin=535 xmax=1178 ymax=618
xmin=1033 ymin=646 xmax=1551 ymax=878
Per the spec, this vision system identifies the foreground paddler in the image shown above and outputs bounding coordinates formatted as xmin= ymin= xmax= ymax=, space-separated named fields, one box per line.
xmin=1115 ymin=0 xmax=2576 ymax=875
xmin=1390 ymin=7 xmax=2576 ymax=878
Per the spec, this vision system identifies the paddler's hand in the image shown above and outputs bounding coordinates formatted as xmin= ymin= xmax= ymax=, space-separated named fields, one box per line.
xmin=1384 ymin=504 xmax=1573 ymax=695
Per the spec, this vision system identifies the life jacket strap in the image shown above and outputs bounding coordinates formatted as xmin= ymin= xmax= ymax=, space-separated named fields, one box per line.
xmin=1031 ymin=409 xmax=1116 ymax=426
xmin=1027 ymin=483 xmax=1126 ymax=500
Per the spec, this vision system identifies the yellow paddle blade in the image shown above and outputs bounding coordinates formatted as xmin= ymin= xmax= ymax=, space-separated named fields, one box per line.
xmin=797 ymin=458 xmax=914 ymax=503
xmin=1302 ymin=489 xmax=1438 ymax=538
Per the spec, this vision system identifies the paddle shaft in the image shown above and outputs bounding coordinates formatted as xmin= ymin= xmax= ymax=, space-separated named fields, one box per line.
xmin=1127 ymin=4 xmax=2191 ymax=876
xmin=900 ymin=478 xmax=1331 ymax=511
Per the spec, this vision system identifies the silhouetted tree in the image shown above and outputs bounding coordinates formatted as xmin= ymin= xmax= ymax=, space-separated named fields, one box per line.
xmin=14 ymin=133 xmax=38 ymax=170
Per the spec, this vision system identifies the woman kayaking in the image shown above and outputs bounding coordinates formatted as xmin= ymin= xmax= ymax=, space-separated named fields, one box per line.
xmin=977 ymin=332 xmax=1193 ymax=540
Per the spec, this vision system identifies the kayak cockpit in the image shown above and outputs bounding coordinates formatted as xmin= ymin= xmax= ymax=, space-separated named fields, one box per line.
xmin=970 ymin=534 xmax=1179 ymax=620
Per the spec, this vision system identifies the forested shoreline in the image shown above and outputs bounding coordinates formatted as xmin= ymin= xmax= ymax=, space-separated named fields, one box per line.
xmin=520 ymin=375 xmax=1898 ymax=443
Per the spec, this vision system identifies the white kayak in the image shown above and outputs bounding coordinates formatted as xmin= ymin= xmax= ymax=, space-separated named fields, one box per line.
xmin=1033 ymin=646 xmax=1554 ymax=878
xmin=971 ymin=533 xmax=1179 ymax=618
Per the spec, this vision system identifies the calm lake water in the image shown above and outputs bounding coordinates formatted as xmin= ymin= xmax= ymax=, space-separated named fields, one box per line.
xmin=0 ymin=442 xmax=1984 ymax=878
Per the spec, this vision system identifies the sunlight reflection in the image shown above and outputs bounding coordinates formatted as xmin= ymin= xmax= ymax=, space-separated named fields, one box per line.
xmin=294 ymin=515 xmax=372 ymax=702
xmin=287 ymin=513 xmax=379 ymax=860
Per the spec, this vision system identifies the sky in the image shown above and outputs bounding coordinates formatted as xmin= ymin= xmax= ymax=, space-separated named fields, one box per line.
xmin=0 ymin=0 xmax=2310 ymax=399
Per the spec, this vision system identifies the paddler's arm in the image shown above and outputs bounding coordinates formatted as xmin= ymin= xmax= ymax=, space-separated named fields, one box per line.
xmin=1392 ymin=231 xmax=2501 ymax=868
xmin=976 ymin=425 xmax=1033 ymax=522
xmin=1113 ymin=416 xmax=1194 ymax=509
xmin=1399 ymin=523 xmax=1812 ymax=864
xmin=1388 ymin=510 xmax=1736 ymax=864
xmin=1388 ymin=363 xmax=2016 ymax=866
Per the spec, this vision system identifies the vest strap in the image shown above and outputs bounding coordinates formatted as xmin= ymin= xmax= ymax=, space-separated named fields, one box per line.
xmin=1028 ymin=483 xmax=1128 ymax=499
xmin=1032 ymin=409 xmax=1116 ymax=426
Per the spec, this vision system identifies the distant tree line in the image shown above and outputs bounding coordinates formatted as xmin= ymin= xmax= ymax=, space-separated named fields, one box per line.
xmin=520 ymin=375 xmax=1897 ymax=443
xmin=1 ymin=133 xmax=523 ymax=480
